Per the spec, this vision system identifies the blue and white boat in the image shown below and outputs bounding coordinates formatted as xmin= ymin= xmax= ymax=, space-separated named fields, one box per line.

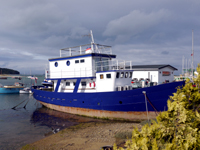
xmin=0 ymin=82 xmax=24 ymax=94
xmin=31 ymin=31 xmax=185 ymax=121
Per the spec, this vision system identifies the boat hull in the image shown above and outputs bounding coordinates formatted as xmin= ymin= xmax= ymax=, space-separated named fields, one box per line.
xmin=0 ymin=87 xmax=24 ymax=94
xmin=32 ymin=81 xmax=185 ymax=121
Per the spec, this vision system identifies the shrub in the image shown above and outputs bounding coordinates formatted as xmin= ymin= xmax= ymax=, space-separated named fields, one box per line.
xmin=114 ymin=64 xmax=200 ymax=150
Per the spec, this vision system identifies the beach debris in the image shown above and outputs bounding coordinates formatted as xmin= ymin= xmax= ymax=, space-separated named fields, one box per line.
xmin=100 ymin=145 xmax=113 ymax=150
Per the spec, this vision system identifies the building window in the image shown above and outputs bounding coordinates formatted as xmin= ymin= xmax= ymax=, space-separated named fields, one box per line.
xmin=106 ymin=74 xmax=111 ymax=78
xmin=129 ymin=72 xmax=132 ymax=78
xmin=81 ymin=82 xmax=86 ymax=86
xmin=80 ymin=59 xmax=85 ymax=63
xmin=125 ymin=72 xmax=128 ymax=78
xmin=75 ymin=60 xmax=79 ymax=64
xmin=66 ymin=60 xmax=70 ymax=66
xmin=116 ymin=72 xmax=120 ymax=78
xmin=100 ymin=74 xmax=104 ymax=79
xmin=66 ymin=82 xmax=70 ymax=86
xmin=55 ymin=62 xmax=58 ymax=67
xmin=120 ymin=72 xmax=124 ymax=78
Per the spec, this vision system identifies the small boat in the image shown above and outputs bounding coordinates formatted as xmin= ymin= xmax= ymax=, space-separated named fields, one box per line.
xmin=0 ymin=82 xmax=24 ymax=94
xmin=42 ymin=80 xmax=53 ymax=86
xmin=31 ymin=30 xmax=185 ymax=121
xmin=11 ymin=76 xmax=22 ymax=80
xmin=19 ymin=87 xmax=32 ymax=94
xmin=0 ymin=77 xmax=7 ymax=79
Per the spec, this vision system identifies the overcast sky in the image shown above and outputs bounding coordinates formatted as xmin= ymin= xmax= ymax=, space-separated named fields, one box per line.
xmin=0 ymin=0 xmax=199 ymax=75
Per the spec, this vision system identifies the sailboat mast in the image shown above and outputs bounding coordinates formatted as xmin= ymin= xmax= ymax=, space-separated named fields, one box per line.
xmin=192 ymin=30 xmax=194 ymax=78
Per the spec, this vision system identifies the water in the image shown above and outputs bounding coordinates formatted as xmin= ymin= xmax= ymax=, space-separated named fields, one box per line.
xmin=0 ymin=76 xmax=102 ymax=150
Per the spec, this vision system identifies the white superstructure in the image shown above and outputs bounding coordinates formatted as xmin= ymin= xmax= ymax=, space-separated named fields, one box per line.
xmin=45 ymin=31 xmax=133 ymax=93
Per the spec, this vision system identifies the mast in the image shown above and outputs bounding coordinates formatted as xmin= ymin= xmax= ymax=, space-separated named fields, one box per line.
xmin=182 ymin=56 xmax=184 ymax=75
xmin=90 ymin=30 xmax=94 ymax=52
xmin=191 ymin=30 xmax=194 ymax=78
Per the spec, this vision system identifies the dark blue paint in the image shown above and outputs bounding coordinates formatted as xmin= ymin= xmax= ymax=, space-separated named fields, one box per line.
xmin=32 ymin=81 xmax=185 ymax=112
xmin=73 ymin=78 xmax=81 ymax=93
xmin=54 ymin=79 xmax=61 ymax=92
xmin=49 ymin=53 xmax=116 ymax=62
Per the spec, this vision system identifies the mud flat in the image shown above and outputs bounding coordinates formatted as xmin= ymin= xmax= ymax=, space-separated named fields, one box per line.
xmin=21 ymin=121 xmax=142 ymax=150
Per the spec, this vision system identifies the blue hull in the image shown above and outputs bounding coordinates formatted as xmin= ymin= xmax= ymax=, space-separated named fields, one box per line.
xmin=32 ymin=81 xmax=185 ymax=112
xmin=0 ymin=87 xmax=23 ymax=94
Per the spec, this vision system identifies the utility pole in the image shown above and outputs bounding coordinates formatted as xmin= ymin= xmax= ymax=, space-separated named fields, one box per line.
xmin=191 ymin=30 xmax=194 ymax=78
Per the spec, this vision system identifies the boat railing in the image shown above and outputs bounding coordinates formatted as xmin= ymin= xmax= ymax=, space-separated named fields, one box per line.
xmin=46 ymin=67 xmax=96 ymax=79
xmin=95 ymin=60 xmax=133 ymax=72
xmin=59 ymin=43 xmax=112 ymax=57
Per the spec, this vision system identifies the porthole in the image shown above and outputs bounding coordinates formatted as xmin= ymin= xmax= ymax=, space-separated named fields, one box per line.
xmin=55 ymin=62 xmax=58 ymax=67
xmin=119 ymin=101 xmax=122 ymax=104
xmin=66 ymin=60 xmax=70 ymax=66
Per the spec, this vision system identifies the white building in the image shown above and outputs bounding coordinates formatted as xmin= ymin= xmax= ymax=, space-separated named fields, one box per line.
xmin=131 ymin=65 xmax=177 ymax=84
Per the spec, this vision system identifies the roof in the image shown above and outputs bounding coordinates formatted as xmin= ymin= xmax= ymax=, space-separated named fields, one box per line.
xmin=131 ymin=64 xmax=178 ymax=71
xmin=49 ymin=53 xmax=116 ymax=61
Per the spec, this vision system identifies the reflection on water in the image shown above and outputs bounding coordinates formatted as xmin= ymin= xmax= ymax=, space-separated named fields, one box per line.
xmin=0 ymin=76 xmax=105 ymax=149
xmin=0 ymin=93 xmax=103 ymax=150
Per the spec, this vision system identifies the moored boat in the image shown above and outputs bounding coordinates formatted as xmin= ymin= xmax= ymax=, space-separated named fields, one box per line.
xmin=19 ymin=87 xmax=32 ymax=94
xmin=0 ymin=82 xmax=24 ymax=94
xmin=31 ymin=31 xmax=185 ymax=121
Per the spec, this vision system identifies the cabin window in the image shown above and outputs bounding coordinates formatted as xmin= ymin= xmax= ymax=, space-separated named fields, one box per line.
xmin=81 ymin=82 xmax=86 ymax=86
xmin=129 ymin=72 xmax=132 ymax=78
xmin=120 ymin=72 xmax=124 ymax=78
xmin=106 ymin=74 xmax=111 ymax=79
xmin=100 ymin=74 xmax=104 ymax=79
xmin=80 ymin=59 xmax=85 ymax=63
xmin=66 ymin=82 xmax=70 ymax=86
xmin=125 ymin=72 xmax=128 ymax=78
xmin=66 ymin=60 xmax=70 ymax=66
xmin=55 ymin=62 xmax=58 ymax=67
xmin=75 ymin=60 xmax=79 ymax=64
xmin=73 ymin=82 xmax=76 ymax=86
xmin=116 ymin=72 xmax=120 ymax=78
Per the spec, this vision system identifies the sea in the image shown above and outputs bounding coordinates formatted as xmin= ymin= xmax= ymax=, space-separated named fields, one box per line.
xmin=0 ymin=75 xmax=102 ymax=150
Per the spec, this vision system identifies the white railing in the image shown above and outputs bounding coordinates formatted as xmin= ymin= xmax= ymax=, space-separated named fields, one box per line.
xmin=95 ymin=60 xmax=132 ymax=72
xmin=46 ymin=67 xmax=96 ymax=79
xmin=60 ymin=43 xmax=112 ymax=57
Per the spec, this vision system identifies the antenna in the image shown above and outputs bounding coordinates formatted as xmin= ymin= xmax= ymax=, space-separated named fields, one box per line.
xmin=82 ymin=30 xmax=94 ymax=43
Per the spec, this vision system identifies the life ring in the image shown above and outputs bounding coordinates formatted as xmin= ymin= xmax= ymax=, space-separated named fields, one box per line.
xmin=93 ymin=81 xmax=96 ymax=87
xmin=89 ymin=82 xmax=96 ymax=88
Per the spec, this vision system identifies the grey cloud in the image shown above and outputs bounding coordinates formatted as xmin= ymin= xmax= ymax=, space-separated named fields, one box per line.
xmin=0 ymin=0 xmax=199 ymax=74
xmin=161 ymin=51 xmax=169 ymax=55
